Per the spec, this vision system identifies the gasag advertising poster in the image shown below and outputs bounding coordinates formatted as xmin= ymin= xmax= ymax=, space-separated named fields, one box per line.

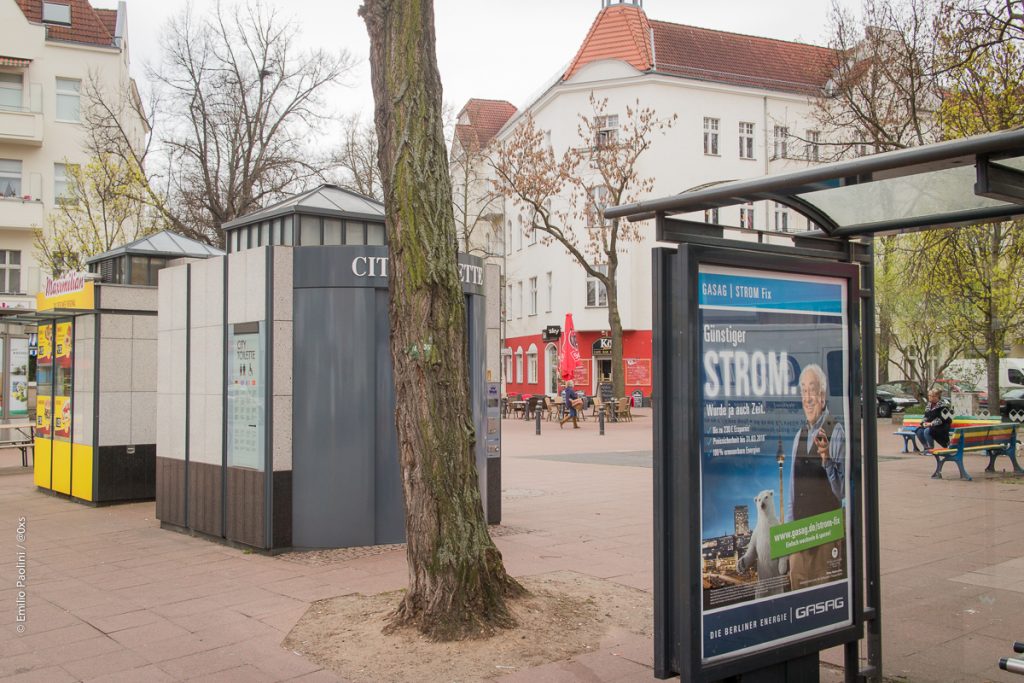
xmin=698 ymin=264 xmax=852 ymax=662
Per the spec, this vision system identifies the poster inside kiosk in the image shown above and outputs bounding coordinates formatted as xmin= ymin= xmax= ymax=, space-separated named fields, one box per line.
xmin=698 ymin=265 xmax=852 ymax=662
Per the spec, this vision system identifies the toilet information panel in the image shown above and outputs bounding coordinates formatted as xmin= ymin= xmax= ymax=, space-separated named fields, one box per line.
xmin=227 ymin=322 xmax=265 ymax=471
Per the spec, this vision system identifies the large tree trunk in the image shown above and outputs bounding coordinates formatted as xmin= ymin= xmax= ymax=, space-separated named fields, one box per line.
xmin=361 ymin=0 xmax=523 ymax=640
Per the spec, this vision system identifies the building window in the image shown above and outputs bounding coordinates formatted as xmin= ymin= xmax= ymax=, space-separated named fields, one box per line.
xmin=528 ymin=222 xmax=537 ymax=245
xmin=773 ymin=125 xmax=789 ymax=159
xmin=515 ymin=347 xmax=524 ymax=383
xmin=806 ymin=130 xmax=820 ymax=161
xmin=0 ymin=251 xmax=21 ymax=293
xmin=739 ymin=203 xmax=755 ymax=229
xmin=55 ymin=78 xmax=81 ymax=122
xmin=0 ymin=159 xmax=22 ymax=198
xmin=545 ymin=271 xmax=552 ymax=313
xmin=857 ymin=143 xmax=872 ymax=157
xmin=594 ymin=114 xmax=618 ymax=147
xmin=774 ymin=202 xmax=789 ymax=232
xmin=528 ymin=276 xmax=537 ymax=316
xmin=704 ymin=208 xmax=719 ymax=224
xmin=738 ymin=122 xmax=755 ymax=159
xmin=703 ymin=117 xmax=719 ymax=155
xmin=42 ymin=1 xmax=72 ymax=24
xmin=517 ymin=280 xmax=523 ymax=318
xmin=527 ymin=344 xmax=538 ymax=384
xmin=586 ymin=264 xmax=608 ymax=308
xmin=505 ymin=352 xmax=513 ymax=382
xmin=0 ymin=73 xmax=23 ymax=111
xmin=514 ymin=217 xmax=522 ymax=251
xmin=506 ymin=283 xmax=513 ymax=321
xmin=54 ymin=162 xmax=77 ymax=203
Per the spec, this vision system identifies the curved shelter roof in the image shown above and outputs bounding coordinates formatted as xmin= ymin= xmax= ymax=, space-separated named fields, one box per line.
xmin=222 ymin=184 xmax=384 ymax=231
xmin=606 ymin=128 xmax=1024 ymax=238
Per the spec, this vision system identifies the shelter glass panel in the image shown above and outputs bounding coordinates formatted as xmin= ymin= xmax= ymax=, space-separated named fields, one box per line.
xmin=796 ymin=165 xmax=1012 ymax=228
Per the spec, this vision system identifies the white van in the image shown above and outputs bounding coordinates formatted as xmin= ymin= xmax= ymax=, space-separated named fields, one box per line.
xmin=944 ymin=358 xmax=1024 ymax=392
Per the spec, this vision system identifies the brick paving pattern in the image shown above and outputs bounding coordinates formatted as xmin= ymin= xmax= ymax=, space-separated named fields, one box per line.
xmin=0 ymin=408 xmax=1021 ymax=681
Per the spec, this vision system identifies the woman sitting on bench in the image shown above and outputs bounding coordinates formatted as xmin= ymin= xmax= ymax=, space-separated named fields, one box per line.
xmin=916 ymin=389 xmax=952 ymax=455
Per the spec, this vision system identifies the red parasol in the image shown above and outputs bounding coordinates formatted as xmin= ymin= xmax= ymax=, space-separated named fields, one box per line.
xmin=558 ymin=313 xmax=582 ymax=380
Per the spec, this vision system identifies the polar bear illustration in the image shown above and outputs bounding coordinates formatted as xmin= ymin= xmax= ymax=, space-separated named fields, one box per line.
xmin=737 ymin=489 xmax=789 ymax=597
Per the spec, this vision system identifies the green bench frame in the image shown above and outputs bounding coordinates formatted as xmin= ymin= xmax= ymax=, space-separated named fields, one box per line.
xmin=929 ymin=423 xmax=1023 ymax=481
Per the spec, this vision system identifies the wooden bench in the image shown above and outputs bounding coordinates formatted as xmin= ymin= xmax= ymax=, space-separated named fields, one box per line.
xmin=929 ymin=423 xmax=1023 ymax=481
xmin=893 ymin=415 xmax=999 ymax=453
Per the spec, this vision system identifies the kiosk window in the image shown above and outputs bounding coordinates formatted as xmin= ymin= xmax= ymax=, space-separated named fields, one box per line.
xmin=323 ymin=218 xmax=343 ymax=245
xmin=345 ymin=221 xmax=364 ymax=245
xmin=367 ymin=222 xmax=385 ymax=245
xmin=281 ymin=216 xmax=294 ymax=245
xmin=299 ymin=216 xmax=320 ymax=245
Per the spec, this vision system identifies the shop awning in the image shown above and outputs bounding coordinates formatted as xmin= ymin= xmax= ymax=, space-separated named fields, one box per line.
xmin=605 ymin=127 xmax=1024 ymax=238
xmin=0 ymin=56 xmax=32 ymax=68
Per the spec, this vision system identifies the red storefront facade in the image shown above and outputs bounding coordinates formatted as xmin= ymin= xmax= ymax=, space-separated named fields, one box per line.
xmin=503 ymin=329 xmax=653 ymax=399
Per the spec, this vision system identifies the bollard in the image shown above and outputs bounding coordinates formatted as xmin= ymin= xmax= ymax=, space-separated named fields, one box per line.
xmin=1000 ymin=657 xmax=1024 ymax=675
xmin=599 ymin=405 xmax=605 ymax=436
xmin=535 ymin=405 xmax=541 ymax=435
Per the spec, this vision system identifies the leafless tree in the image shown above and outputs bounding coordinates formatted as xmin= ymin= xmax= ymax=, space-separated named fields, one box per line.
xmin=492 ymin=96 xmax=675 ymax=399
xmin=331 ymin=114 xmax=383 ymax=201
xmin=450 ymin=131 xmax=503 ymax=259
xmin=150 ymin=1 xmax=355 ymax=246
xmin=814 ymin=0 xmax=943 ymax=156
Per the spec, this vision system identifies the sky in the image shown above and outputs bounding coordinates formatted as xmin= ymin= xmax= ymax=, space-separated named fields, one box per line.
xmin=91 ymin=0 xmax=855 ymax=133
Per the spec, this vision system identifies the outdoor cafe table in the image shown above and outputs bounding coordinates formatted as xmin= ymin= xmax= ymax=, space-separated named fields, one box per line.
xmin=0 ymin=421 xmax=35 ymax=466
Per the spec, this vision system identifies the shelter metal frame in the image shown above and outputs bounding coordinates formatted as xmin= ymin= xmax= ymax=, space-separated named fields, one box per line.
xmin=606 ymin=128 xmax=1024 ymax=683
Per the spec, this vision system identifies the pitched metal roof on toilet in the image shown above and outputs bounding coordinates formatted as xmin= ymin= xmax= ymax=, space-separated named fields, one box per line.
xmin=222 ymin=184 xmax=385 ymax=231
xmin=85 ymin=230 xmax=223 ymax=264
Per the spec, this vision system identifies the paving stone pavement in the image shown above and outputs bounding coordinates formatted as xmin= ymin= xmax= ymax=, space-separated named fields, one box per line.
xmin=1 ymin=409 xmax=1022 ymax=681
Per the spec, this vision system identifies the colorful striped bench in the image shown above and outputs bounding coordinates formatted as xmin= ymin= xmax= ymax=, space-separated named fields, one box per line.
xmin=893 ymin=415 xmax=1000 ymax=453
xmin=929 ymin=423 xmax=1024 ymax=481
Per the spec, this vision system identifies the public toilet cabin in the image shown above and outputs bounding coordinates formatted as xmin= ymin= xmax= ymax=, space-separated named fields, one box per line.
xmin=155 ymin=184 xmax=494 ymax=551
xmin=21 ymin=231 xmax=221 ymax=504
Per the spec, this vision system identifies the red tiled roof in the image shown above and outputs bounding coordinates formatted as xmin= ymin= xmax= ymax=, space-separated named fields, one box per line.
xmin=14 ymin=0 xmax=117 ymax=48
xmin=94 ymin=8 xmax=117 ymax=39
xmin=455 ymin=98 xmax=518 ymax=152
xmin=650 ymin=21 xmax=833 ymax=96
xmin=562 ymin=3 xmax=833 ymax=96
xmin=564 ymin=4 xmax=653 ymax=81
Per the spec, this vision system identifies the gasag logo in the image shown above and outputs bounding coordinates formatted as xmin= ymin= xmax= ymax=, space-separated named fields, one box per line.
xmin=794 ymin=597 xmax=845 ymax=620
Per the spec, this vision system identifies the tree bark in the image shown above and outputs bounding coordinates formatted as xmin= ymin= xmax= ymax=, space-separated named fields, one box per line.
xmin=360 ymin=0 xmax=523 ymax=641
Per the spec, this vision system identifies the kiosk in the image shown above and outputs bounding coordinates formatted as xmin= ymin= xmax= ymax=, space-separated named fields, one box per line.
xmin=24 ymin=232 xmax=222 ymax=504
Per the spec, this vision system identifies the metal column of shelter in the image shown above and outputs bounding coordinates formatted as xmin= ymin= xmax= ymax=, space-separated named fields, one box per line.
xmin=606 ymin=128 xmax=1024 ymax=683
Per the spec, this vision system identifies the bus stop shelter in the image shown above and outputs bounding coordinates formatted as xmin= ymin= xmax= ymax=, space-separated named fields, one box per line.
xmin=605 ymin=127 xmax=1024 ymax=682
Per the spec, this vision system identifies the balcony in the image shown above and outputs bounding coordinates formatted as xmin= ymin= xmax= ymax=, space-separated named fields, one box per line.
xmin=0 ymin=197 xmax=45 ymax=231
xmin=0 ymin=107 xmax=43 ymax=146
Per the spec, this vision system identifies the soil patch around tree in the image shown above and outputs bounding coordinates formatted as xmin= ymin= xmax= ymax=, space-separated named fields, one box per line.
xmin=282 ymin=571 xmax=652 ymax=682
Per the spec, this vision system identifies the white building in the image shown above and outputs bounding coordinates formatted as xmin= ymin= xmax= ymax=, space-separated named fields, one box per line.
xmin=0 ymin=0 xmax=146 ymax=308
xmin=455 ymin=0 xmax=834 ymax=399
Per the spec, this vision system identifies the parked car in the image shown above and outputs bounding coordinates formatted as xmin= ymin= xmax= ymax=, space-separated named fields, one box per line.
xmin=883 ymin=379 xmax=924 ymax=399
xmin=998 ymin=388 xmax=1024 ymax=421
xmin=875 ymin=384 xmax=921 ymax=417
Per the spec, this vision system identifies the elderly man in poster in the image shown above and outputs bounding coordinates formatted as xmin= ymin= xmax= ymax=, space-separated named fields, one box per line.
xmin=786 ymin=363 xmax=846 ymax=591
